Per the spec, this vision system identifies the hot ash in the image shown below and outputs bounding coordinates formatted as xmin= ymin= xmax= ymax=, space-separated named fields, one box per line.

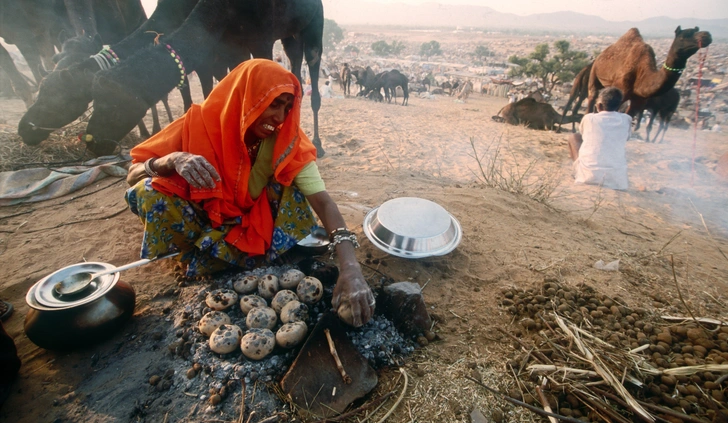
xmin=160 ymin=262 xmax=415 ymax=418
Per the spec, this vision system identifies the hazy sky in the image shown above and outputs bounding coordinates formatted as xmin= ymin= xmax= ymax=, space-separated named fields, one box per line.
xmin=141 ymin=0 xmax=728 ymax=22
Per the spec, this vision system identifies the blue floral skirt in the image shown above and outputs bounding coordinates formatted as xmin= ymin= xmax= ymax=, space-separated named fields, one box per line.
xmin=125 ymin=178 xmax=318 ymax=277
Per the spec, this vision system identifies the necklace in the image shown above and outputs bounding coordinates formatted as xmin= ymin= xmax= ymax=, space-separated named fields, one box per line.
xmin=247 ymin=139 xmax=262 ymax=162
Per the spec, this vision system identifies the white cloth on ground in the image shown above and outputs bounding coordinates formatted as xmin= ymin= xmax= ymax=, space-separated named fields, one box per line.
xmin=574 ymin=111 xmax=631 ymax=190
xmin=0 ymin=156 xmax=128 ymax=206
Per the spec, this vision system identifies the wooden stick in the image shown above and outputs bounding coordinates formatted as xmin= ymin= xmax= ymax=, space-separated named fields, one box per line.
xmin=464 ymin=376 xmax=586 ymax=423
xmin=324 ymin=329 xmax=351 ymax=384
xmin=535 ymin=384 xmax=558 ymax=423
xmin=573 ymin=389 xmax=632 ymax=423
xmin=256 ymin=414 xmax=284 ymax=423
xmin=592 ymin=388 xmax=708 ymax=423
xmin=311 ymin=391 xmax=395 ymax=423
xmin=670 ymin=254 xmax=706 ymax=330
xmin=497 ymin=327 xmax=553 ymax=364
xmin=375 ymin=368 xmax=408 ymax=423
xmin=238 ymin=380 xmax=246 ymax=423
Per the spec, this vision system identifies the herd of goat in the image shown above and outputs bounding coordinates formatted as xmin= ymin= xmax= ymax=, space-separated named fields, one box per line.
xmin=1 ymin=1 xmax=709 ymax=158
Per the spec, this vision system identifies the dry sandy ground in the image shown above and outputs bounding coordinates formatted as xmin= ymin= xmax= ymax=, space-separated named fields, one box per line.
xmin=0 ymin=75 xmax=727 ymax=422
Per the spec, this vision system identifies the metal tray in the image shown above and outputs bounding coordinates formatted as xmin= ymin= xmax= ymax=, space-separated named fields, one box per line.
xmin=362 ymin=197 xmax=462 ymax=258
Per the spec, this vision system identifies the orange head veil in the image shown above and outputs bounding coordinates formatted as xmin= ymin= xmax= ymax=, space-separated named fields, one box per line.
xmin=130 ymin=59 xmax=318 ymax=255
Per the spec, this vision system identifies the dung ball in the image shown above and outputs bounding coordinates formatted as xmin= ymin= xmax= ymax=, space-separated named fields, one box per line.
xmin=239 ymin=294 xmax=268 ymax=315
xmin=209 ymin=324 xmax=243 ymax=354
xmin=280 ymin=300 xmax=309 ymax=324
xmin=246 ymin=306 xmax=278 ymax=330
xmin=271 ymin=290 xmax=299 ymax=314
xmin=233 ymin=275 xmax=259 ymax=295
xmin=296 ymin=276 xmax=323 ymax=304
xmin=198 ymin=311 xmax=232 ymax=337
xmin=279 ymin=269 xmax=305 ymax=289
xmin=241 ymin=328 xmax=275 ymax=360
xmin=257 ymin=274 xmax=279 ymax=300
xmin=276 ymin=321 xmax=308 ymax=349
xmin=205 ymin=289 xmax=239 ymax=311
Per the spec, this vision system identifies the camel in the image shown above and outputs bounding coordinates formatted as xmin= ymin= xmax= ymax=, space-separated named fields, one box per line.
xmin=351 ymin=66 xmax=376 ymax=96
xmin=456 ymin=80 xmax=473 ymax=101
xmin=0 ymin=0 xmax=146 ymax=108
xmin=587 ymin=26 xmax=711 ymax=117
xmin=635 ymin=88 xmax=680 ymax=143
xmin=17 ymin=0 xmax=199 ymax=147
xmin=82 ymin=0 xmax=326 ymax=157
xmin=558 ymin=62 xmax=592 ymax=133
xmin=493 ymin=98 xmax=582 ymax=130
xmin=339 ymin=63 xmax=352 ymax=96
xmin=365 ymin=70 xmax=409 ymax=105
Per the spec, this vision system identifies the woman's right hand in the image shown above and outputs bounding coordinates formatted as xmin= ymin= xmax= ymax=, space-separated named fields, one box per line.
xmin=168 ymin=152 xmax=221 ymax=189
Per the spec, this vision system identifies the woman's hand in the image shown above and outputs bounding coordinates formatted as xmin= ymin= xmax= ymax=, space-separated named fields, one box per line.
xmin=168 ymin=152 xmax=221 ymax=189
xmin=332 ymin=262 xmax=375 ymax=327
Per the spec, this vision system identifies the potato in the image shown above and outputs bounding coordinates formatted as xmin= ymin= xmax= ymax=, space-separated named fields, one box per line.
xmin=205 ymin=289 xmax=239 ymax=311
xmin=276 ymin=322 xmax=308 ymax=348
xmin=198 ymin=311 xmax=231 ymax=337
xmin=246 ymin=306 xmax=277 ymax=330
xmin=337 ymin=302 xmax=359 ymax=327
xmin=271 ymin=290 xmax=299 ymax=314
xmin=280 ymin=300 xmax=309 ymax=324
xmin=209 ymin=324 xmax=243 ymax=354
xmin=241 ymin=328 xmax=275 ymax=360
xmin=239 ymin=294 xmax=268 ymax=315
xmin=233 ymin=275 xmax=259 ymax=295
xmin=296 ymin=276 xmax=323 ymax=304
xmin=279 ymin=269 xmax=305 ymax=289
xmin=257 ymin=274 xmax=279 ymax=300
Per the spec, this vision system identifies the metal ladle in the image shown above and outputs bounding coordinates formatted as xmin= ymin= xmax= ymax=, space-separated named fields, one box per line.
xmin=53 ymin=252 xmax=179 ymax=297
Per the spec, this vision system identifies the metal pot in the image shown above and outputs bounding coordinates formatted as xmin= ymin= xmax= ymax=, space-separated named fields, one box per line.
xmin=24 ymin=262 xmax=135 ymax=350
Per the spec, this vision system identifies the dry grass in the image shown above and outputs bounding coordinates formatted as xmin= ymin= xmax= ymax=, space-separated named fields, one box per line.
xmin=468 ymin=135 xmax=562 ymax=204
xmin=0 ymin=124 xmax=141 ymax=172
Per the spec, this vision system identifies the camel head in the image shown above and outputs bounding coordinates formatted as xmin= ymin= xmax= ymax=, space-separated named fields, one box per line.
xmin=672 ymin=26 xmax=712 ymax=58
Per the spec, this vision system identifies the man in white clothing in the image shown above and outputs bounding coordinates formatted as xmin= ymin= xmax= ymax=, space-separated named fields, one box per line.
xmin=320 ymin=81 xmax=333 ymax=98
xmin=568 ymin=87 xmax=631 ymax=190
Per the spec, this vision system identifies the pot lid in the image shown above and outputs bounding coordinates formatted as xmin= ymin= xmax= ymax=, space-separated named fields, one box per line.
xmin=363 ymin=197 xmax=462 ymax=258
xmin=28 ymin=262 xmax=120 ymax=310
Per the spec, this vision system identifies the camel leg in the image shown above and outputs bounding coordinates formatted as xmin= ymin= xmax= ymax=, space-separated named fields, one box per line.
xmin=180 ymin=78 xmax=193 ymax=111
xmin=151 ymin=104 xmax=161 ymax=134
xmin=568 ymin=133 xmax=583 ymax=161
xmin=658 ymin=113 xmax=673 ymax=144
xmin=161 ymin=94 xmax=174 ymax=123
xmin=0 ymin=45 xmax=33 ymax=108
xmin=645 ymin=111 xmax=657 ymax=142
xmin=137 ymin=119 xmax=150 ymax=139
xmin=634 ymin=109 xmax=643 ymax=132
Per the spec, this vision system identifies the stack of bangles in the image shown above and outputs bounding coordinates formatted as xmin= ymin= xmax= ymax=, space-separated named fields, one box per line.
xmin=328 ymin=228 xmax=359 ymax=259
xmin=144 ymin=158 xmax=160 ymax=178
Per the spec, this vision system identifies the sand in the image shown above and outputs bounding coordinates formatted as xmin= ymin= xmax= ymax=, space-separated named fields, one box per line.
xmin=0 ymin=70 xmax=727 ymax=422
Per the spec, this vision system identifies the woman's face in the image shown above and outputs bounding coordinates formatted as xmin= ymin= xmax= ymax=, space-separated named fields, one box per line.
xmin=248 ymin=93 xmax=295 ymax=141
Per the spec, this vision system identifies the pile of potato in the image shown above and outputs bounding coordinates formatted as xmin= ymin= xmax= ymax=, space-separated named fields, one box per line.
xmin=199 ymin=269 xmax=323 ymax=360
xmin=499 ymin=280 xmax=728 ymax=422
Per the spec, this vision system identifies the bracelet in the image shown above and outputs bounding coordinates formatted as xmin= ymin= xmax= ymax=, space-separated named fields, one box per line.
xmin=144 ymin=158 xmax=160 ymax=177
xmin=328 ymin=233 xmax=360 ymax=260
xmin=329 ymin=227 xmax=350 ymax=242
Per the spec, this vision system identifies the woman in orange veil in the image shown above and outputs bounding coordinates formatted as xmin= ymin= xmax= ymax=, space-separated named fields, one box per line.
xmin=125 ymin=59 xmax=373 ymax=326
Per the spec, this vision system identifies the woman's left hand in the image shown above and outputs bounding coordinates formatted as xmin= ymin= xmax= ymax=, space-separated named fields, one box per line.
xmin=332 ymin=263 xmax=375 ymax=327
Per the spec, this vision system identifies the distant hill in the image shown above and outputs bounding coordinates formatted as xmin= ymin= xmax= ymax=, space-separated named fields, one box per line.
xmin=324 ymin=1 xmax=728 ymax=38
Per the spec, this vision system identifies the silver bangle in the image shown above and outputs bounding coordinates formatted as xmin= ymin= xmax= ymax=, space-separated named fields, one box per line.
xmin=144 ymin=158 xmax=160 ymax=178
xmin=328 ymin=233 xmax=360 ymax=260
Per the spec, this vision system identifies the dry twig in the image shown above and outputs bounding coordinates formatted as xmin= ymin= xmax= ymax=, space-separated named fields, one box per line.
xmin=324 ymin=329 xmax=351 ymax=384
xmin=374 ymin=368 xmax=408 ymax=423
